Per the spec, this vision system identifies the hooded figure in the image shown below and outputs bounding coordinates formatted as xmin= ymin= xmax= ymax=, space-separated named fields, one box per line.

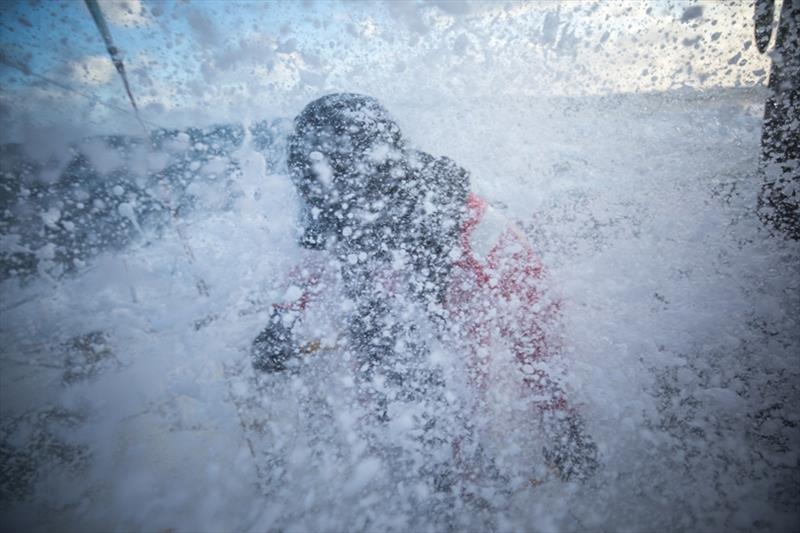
xmin=252 ymin=93 xmax=598 ymax=483
xmin=276 ymin=93 xmax=470 ymax=377
xmin=288 ymin=93 xmax=469 ymax=302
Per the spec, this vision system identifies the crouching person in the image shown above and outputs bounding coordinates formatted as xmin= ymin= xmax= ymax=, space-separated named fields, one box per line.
xmin=252 ymin=93 xmax=598 ymax=484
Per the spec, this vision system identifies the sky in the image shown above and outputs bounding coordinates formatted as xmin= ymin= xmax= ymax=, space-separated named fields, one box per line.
xmin=0 ymin=0 xmax=772 ymax=139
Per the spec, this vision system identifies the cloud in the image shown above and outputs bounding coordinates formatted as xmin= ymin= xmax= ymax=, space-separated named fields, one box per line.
xmin=97 ymin=0 xmax=152 ymax=28
xmin=186 ymin=7 xmax=220 ymax=47
xmin=70 ymin=55 xmax=115 ymax=85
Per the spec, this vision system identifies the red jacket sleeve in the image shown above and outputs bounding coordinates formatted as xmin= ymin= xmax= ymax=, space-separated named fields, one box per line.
xmin=487 ymin=220 xmax=569 ymax=413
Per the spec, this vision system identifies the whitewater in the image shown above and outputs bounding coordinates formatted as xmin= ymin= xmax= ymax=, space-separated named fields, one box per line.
xmin=1 ymin=86 xmax=797 ymax=532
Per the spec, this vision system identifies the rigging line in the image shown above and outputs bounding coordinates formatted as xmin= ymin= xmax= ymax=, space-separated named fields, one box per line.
xmin=84 ymin=0 xmax=148 ymax=136
xmin=81 ymin=0 xmax=210 ymax=298
xmin=0 ymin=52 xmax=163 ymax=130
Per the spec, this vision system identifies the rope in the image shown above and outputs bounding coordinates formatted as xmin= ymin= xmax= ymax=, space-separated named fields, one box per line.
xmin=81 ymin=0 xmax=209 ymax=297
xmin=84 ymin=0 xmax=149 ymax=136
xmin=0 ymin=52 xmax=161 ymax=130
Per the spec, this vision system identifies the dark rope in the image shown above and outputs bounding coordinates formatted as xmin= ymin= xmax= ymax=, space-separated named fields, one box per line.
xmin=84 ymin=0 xmax=148 ymax=135
xmin=80 ymin=0 xmax=210 ymax=296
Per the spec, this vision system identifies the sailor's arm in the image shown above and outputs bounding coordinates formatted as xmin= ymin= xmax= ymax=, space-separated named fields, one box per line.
xmin=251 ymin=265 xmax=322 ymax=372
xmin=495 ymin=225 xmax=599 ymax=482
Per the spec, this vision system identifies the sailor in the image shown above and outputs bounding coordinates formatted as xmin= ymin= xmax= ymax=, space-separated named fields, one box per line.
xmin=253 ymin=93 xmax=598 ymax=482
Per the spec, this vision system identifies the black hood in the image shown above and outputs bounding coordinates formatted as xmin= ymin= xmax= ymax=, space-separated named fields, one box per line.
xmin=288 ymin=93 xmax=406 ymax=249
xmin=288 ymin=93 xmax=469 ymax=305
